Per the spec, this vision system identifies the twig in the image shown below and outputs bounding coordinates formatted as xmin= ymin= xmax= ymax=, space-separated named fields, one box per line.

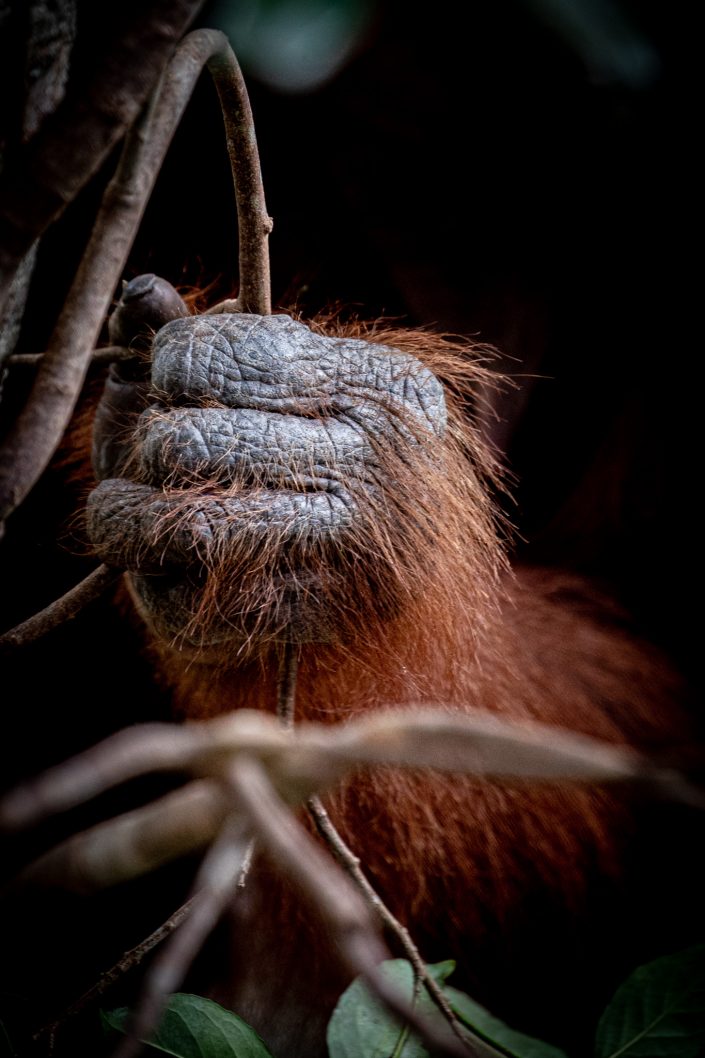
xmin=207 ymin=297 xmax=241 ymax=313
xmin=308 ymin=795 xmax=473 ymax=1052
xmin=276 ymin=642 xmax=299 ymax=731
xmin=111 ymin=816 xmax=251 ymax=1058
xmin=6 ymin=347 xmax=129 ymax=368
xmin=0 ymin=28 xmax=270 ymax=529
xmin=230 ymin=755 xmax=470 ymax=1058
xmin=282 ymin=639 xmax=468 ymax=1048
xmin=0 ymin=564 xmax=120 ymax=652
xmin=206 ymin=45 xmax=272 ymax=315
xmin=32 ymin=898 xmax=195 ymax=1053
xmin=283 ymin=648 xmax=465 ymax=1052
xmin=0 ymin=1 xmax=205 ymax=314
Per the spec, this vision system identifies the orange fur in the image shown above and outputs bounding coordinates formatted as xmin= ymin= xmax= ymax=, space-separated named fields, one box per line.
xmin=65 ymin=317 xmax=690 ymax=1053
xmin=71 ymin=320 xmax=694 ymax=1055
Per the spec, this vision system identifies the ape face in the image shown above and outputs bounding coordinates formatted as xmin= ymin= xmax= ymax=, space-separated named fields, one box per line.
xmin=87 ymin=313 xmax=449 ymax=653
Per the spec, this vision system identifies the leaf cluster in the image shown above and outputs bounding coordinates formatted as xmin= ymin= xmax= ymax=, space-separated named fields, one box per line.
xmin=99 ymin=945 xmax=705 ymax=1058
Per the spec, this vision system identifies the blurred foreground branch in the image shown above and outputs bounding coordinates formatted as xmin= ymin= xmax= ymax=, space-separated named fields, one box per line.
xmin=4 ymin=707 xmax=701 ymax=841
xmin=3 ymin=706 xmax=701 ymax=1057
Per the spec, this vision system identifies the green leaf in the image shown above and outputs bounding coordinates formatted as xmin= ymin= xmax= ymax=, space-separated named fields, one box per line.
xmin=102 ymin=993 xmax=274 ymax=1058
xmin=326 ymin=959 xmax=567 ymax=1058
xmin=595 ymin=945 xmax=705 ymax=1058
xmin=326 ymin=960 xmax=426 ymax=1058
xmin=425 ymin=961 xmax=457 ymax=986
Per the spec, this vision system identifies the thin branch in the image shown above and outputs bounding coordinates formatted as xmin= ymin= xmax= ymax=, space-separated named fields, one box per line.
xmin=308 ymin=795 xmax=473 ymax=1051
xmin=0 ymin=564 xmax=120 ymax=652
xmin=6 ymin=346 xmax=129 ymax=368
xmin=207 ymin=297 xmax=240 ymax=314
xmin=0 ymin=0 xmax=205 ymax=314
xmin=230 ymin=754 xmax=471 ymax=1058
xmin=111 ymin=816 xmax=251 ymax=1058
xmin=206 ymin=45 xmax=272 ymax=315
xmin=276 ymin=642 xmax=299 ymax=731
xmin=316 ymin=708 xmax=703 ymax=794
xmin=278 ymin=646 xmax=465 ymax=1052
xmin=32 ymin=898 xmax=195 ymax=1053
xmin=0 ymin=28 xmax=270 ymax=529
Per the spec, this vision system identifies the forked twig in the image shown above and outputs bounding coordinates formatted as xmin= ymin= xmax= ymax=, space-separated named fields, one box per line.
xmin=283 ymin=645 xmax=472 ymax=1053
xmin=230 ymin=755 xmax=472 ymax=1058
xmin=0 ymin=712 xmax=286 ymax=833
xmin=4 ymin=706 xmax=701 ymax=1057
xmin=0 ymin=28 xmax=270 ymax=529
xmin=0 ymin=564 xmax=120 ymax=652
xmin=308 ymin=795 xmax=472 ymax=1050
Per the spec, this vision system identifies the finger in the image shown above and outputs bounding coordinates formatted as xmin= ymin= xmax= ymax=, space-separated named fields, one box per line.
xmin=108 ymin=273 xmax=190 ymax=349
xmin=151 ymin=314 xmax=447 ymax=437
xmin=93 ymin=275 xmax=190 ymax=480
xmin=137 ymin=405 xmax=376 ymax=488
xmin=87 ymin=479 xmax=355 ymax=572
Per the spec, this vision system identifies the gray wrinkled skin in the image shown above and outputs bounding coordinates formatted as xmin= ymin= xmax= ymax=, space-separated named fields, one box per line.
xmin=151 ymin=314 xmax=446 ymax=433
xmin=88 ymin=478 xmax=355 ymax=571
xmin=87 ymin=313 xmax=447 ymax=645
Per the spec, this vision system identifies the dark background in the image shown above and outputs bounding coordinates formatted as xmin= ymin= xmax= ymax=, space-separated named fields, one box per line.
xmin=0 ymin=0 xmax=702 ymax=1052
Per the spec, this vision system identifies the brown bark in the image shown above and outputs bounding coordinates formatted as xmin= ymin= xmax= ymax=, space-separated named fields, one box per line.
xmin=0 ymin=0 xmax=205 ymax=314
xmin=0 ymin=30 xmax=228 ymax=530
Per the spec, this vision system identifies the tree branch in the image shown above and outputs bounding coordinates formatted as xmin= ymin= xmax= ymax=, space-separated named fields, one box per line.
xmin=308 ymin=795 xmax=473 ymax=1051
xmin=206 ymin=45 xmax=272 ymax=315
xmin=0 ymin=564 xmax=120 ymax=652
xmin=6 ymin=346 xmax=128 ymax=368
xmin=0 ymin=0 xmax=205 ymax=314
xmin=0 ymin=28 xmax=271 ymax=530
xmin=230 ymin=755 xmax=470 ymax=1058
